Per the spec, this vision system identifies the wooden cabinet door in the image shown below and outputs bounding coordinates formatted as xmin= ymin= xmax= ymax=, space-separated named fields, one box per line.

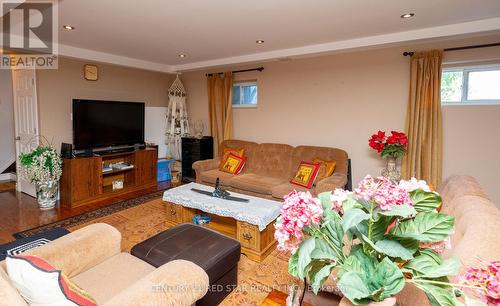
xmin=71 ymin=158 xmax=101 ymax=202
xmin=135 ymin=149 xmax=157 ymax=186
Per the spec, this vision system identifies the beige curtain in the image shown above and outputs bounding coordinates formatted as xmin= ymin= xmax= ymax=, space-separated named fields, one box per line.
xmin=207 ymin=72 xmax=233 ymax=156
xmin=402 ymin=50 xmax=443 ymax=188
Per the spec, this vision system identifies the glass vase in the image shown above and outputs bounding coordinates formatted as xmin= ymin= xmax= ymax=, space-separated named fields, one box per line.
xmin=36 ymin=180 xmax=58 ymax=210
xmin=381 ymin=156 xmax=401 ymax=183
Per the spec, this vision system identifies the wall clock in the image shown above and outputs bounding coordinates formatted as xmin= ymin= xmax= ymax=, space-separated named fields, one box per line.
xmin=84 ymin=64 xmax=98 ymax=81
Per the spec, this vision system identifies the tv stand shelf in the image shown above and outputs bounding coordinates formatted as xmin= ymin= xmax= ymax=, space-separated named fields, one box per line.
xmin=60 ymin=148 xmax=157 ymax=208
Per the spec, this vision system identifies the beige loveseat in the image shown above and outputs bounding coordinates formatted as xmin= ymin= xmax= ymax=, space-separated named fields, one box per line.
xmin=0 ymin=223 xmax=209 ymax=306
xmin=339 ymin=175 xmax=500 ymax=306
xmin=193 ymin=139 xmax=349 ymax=200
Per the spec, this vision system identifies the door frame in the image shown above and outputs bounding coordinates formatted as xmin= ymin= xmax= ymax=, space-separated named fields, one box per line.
xmin=12 ymin=66 xmax=40 ymax=197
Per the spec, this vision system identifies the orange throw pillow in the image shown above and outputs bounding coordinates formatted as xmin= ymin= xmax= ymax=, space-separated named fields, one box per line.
xmin=313 ymin=158 xmax=336 ymax=183
xmin=219 ymin=146 xmax=245 ymax=167
xmin=220 ymin=153 xmax=246 ymax=174
xmin=290 ymin=161 xmax=321 ymax=189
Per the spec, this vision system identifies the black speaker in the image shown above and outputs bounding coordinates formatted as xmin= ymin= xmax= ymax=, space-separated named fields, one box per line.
xmin=61 ymin=143 xmax=73 ymax=159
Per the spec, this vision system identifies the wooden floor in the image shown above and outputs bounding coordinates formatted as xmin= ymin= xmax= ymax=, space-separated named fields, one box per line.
xmin=0 ymin=181 xmax=170 ymax=244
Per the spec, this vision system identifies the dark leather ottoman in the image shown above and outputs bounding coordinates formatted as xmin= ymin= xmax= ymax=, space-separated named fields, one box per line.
xmin=131 ymin=223 xmax=241 ymax=306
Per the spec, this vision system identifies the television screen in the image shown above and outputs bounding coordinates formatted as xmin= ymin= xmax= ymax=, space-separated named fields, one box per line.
xmin=73 ymin=99 xmax=145 ymax=150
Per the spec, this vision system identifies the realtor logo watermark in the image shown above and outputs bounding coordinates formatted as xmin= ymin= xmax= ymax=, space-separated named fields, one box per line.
xmin=1 ymin=1 xmax=58 ymax=69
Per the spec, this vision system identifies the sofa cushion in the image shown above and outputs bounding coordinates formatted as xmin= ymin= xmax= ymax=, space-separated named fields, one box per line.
xmin=230 ymin=173 xmax=287 ymax=195
xmin=72 ymin=252 xmax=155 ymax=304
xmin=272 ymin=183 xmax=315 ymax=200
xmin=290 ymin=161 xmax=321 ymax=188
xmin=0 ymin=263 xmax=29 ymax=306
xmin=220 ymin=153 xmax=246 ymax=174
xmin=199 ymin=169 xmax=235 ymax=186
xmin=6 ymin=255 xmax=97 ymax=306
xmin=247 ymin=143 xmax=294 ymax=178
xmin=291 ymin=146 xmax=348 ymax=177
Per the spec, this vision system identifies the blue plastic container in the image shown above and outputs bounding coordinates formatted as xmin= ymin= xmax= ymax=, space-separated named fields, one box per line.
xmin=157 ymin=159 xmax=173 ymax=182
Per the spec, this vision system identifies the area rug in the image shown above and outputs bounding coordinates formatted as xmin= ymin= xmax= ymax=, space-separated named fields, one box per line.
xmin=13 ymin=190 xmax=166 ymax=239
xmin=0 ymin=228 xmax=70 ymax=260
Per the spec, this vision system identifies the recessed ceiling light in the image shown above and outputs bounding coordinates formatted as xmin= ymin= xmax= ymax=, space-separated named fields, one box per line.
xmin=256 ymin=40 xmax=265 ymax=44
xmin=400 ymin=13 xmax=415 ymax=19
xmin=63 ymin=25 xmax=75 ymax=30
xmin=178 ymin=54 xmax=186 ymax=58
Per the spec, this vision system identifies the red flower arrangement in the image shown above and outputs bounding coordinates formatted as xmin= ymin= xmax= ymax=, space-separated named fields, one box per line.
xmin=369 ymin=130 xmax=408 ymax=158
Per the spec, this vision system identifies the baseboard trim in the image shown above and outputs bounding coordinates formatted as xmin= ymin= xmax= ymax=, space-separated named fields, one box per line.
xmin=0 ymin=173 xmax=17 ymax=181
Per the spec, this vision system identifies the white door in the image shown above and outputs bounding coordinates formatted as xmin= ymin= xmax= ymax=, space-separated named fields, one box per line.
xmin=12 ymin=67 xmax=39 ymax=197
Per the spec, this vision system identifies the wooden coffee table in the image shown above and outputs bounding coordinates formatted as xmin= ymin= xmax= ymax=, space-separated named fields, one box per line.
xmin=162 ymin=183 xmax=282 ymax=263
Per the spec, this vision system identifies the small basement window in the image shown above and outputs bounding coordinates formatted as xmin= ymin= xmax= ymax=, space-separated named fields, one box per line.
xmin=232 ymin=81 xmax=258 ymax=108
xmin=441 ymin=65 xmax=500 ymax=105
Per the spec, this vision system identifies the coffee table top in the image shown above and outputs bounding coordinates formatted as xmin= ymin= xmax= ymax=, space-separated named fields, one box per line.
xmin=163 ymin=182 xmax=282 ymax=231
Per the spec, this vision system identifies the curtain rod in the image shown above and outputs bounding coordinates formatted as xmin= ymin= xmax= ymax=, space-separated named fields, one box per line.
xmin=205 ymin=67 xmax=264 ymax=77
xmin=402 ymin=42 xmax=500 ymax=57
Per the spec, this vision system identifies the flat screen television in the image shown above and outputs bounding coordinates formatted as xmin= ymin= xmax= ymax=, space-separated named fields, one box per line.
xmin=73 ymin=99 xmax=145 ymax=150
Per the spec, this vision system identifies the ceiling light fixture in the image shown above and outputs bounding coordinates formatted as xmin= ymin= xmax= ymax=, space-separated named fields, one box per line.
xmin=400 ymin=13 xmax=415 ymax=19
xmin=63 ymin=25 xmax=75 ymax=30
xmin=256 ymin=40 xmax=265 ymax=44
xmin=178 ymin=54 xmax=186 ymax=58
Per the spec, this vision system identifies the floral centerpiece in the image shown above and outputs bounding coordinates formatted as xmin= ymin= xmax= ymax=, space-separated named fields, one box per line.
xmin=369 ymin=130 xmax=408 ymax=182
xmin=275 ymin=176 xmax=493 ymax=306
xmin=19 ymin=145 xmax=62 ymax=209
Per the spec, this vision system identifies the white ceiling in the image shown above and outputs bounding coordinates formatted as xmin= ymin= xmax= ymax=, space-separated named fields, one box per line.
xmin=55 ymin=0 xmax=500 ymax=72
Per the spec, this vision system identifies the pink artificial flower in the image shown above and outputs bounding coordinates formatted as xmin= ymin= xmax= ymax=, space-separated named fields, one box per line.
xmin=354 ymin=175 xmax=413 ymax=210
xmin=274 ymin=191 xmax=324 ymax=253
xmin=459 ymin=260 xmax=500 ymax=305
xmin=330 ymin=188 xmax=351 ymax=214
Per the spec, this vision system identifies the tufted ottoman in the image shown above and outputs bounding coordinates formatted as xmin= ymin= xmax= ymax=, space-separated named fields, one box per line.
xmin=131 ymin=223 xmax=241 ymax=306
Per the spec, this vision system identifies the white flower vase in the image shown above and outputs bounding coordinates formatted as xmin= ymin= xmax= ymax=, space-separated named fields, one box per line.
xmin=381 ymin=156 xmax=401 ymax=183
xmin=36 ymin=180 xmax=58 ymax=210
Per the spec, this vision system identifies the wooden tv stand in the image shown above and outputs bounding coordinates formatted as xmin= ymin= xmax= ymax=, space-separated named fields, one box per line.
xmin=60 ymin=148 xmax=157 ymax=208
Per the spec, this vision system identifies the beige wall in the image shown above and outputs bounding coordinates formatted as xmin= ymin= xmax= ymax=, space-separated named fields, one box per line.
xmin=36 ymin=57 xmax=174 ymax=148
xmin=182 ymin=35 xmax=500 ymax=206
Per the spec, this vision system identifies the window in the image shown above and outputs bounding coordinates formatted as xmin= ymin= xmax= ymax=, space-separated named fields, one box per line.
xmin=232 ymin=81 xmax=257 ymax=108
xmin=441 ymin=66 xmax=500 ymax=105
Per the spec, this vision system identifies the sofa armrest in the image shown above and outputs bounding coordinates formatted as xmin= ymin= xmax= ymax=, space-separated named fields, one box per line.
xmin=25 ymin=223 xmax=121 ymax=278
xmin=192 ymin=158 xmax=221 ymax=182
xmin=316 ymin=173 xmax=348 ymax=194
xmin=103 ymin=260 xmax=209 ymax=306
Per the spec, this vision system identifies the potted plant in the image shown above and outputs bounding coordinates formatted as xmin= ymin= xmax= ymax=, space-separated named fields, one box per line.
xmin=275 ymin=176 xmax=492 ymax=306
xmin=19 ymin=144 xmax=62 ymax=210
xmin=369 ymin=130 xmax=408 ymax=182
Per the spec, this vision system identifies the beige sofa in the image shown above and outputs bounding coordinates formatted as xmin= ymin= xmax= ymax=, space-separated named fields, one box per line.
xmin=339 ymin=175 xmax=500 ymax=306
xmin=193 ymin=139 xmax=349 ymax=200
xmin=0 ymin=223 xmax=209 ymax=306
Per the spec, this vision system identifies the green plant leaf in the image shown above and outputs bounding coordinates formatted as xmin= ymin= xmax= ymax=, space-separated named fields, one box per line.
xmin=311 ymin=238 xmax=339 ymax=262
xmin=318 ymin=192 xmax=333 ymax=211
xmin=378 ymin=205 xmax=417 ymax=218
xmin=342 ymin=194 xmax=363 ymax=212
xmin=404 ymin=249 xmax=443 ymax=276
xmin=411 ymin=189 xmax=442 ymax=212
xmin=310 ymin=263 xmax=336 ymax=294
xmin=322 ymin=210 xmax=345 ymax=258
xmin=372 ymin=257 xmax=406 ymax=300
xmin=374 ymin=239 xmax=414 ymax=260
xmin=370 ymin=215 xmax=394 ymax=242
xmin=337 ymin=271 xmax=372 ymax=301
xmin=288 ymin=252 xmax=299 ymax=277
xmin=297 ymin=237 xmax=316 ymax=279
xmin=414 ymin=282 xmax=458 ymax=306
xmin=420 ymin=257 xmax=461 ymax=279
xmin=343 ymin=208 xmax=371 ymax=232
xmin=391 ymin=212 xmax=455 ymax=242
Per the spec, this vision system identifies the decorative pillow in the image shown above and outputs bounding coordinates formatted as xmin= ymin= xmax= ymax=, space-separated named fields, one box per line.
xmin=219 ymin=146 xmax=245 ymax=167
xmin=313 ymin=158 xmax=337 ymax=183
xmin=6 ymin=255 xmax=97 ymax=306
xmin=220 ymin=153 xmax=246 ymax=174
xmin=290 ymin=161 xmax=321 ymax=189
